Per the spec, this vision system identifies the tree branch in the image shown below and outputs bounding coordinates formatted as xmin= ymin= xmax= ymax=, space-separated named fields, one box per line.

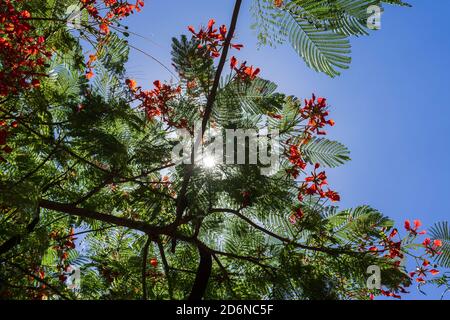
xmin=141 ymin=236 xmax=151 ymax=300
xmin=39 ymin=199 xmax=168 ymax=236
xmin=171 ymin=0 xmax=243 ymax=250
xmin=157 ymin=238 xmax=174 ymax=299
xmin=209 ymin=208 xmax=358 ymax=256
xmin=188 ymin=244 xmax=212 ymax=300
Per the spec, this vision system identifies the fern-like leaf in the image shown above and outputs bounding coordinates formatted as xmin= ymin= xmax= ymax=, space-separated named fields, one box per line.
xmin=301 ymin=137 xmax=351 ymax=167
xmin=430 ymin=221 xmax=450 ymax=268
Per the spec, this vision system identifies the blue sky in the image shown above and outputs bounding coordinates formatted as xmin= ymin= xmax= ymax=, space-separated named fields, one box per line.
xmin=123 ymin=0 xmax=450 ymax=299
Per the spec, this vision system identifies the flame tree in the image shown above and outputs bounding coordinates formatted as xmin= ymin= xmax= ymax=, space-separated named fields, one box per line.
xmin=0 ymin=0 xmax=445 ymax=300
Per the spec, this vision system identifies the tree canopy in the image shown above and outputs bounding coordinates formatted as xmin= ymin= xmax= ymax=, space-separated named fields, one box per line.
xmin=0 ymin=0 xmax=448 ymax=300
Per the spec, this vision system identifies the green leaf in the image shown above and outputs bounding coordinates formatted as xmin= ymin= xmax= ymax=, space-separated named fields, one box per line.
xmin=301 ymin=137 xmax=351 ymax=167
xmin=430 ymin=221 xmax=450 ymax=268
xmin=280 ymin=7 xmax=351 ymax=77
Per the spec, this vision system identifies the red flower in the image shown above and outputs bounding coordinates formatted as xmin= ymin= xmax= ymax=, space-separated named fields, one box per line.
xmin=267 ymin=112 xmax=282 ymax=120
xmin=150 ymin=258 xmax=158 ymax=268
xmin=287 ymin=145 xmax=306 ymax=171
xmin=404 ymin=219 xmax=426 ymax=235
xmin=300 ymin=94 xmax=335 ymax=136
xmin=231 ymin=43 xmax=243 ymax=50
xmin=135 ymin=0 xmax=145 ymax=11
xmin=380 ymin=289 xmax=401 ymax=299
xmin=289 ymin=208 xmax=304 ymax=224
xmin=388 ymin=228 xmax=398 ymax=239
xmin=188 ymin=19 xmax=242 ymax=59
xmin=129 ymin=80 xmax=187 ymax=129
xmin=230 ymin=56 xmax=238 ymax=69
xmin=99 ymin=23 xmax=110 ymax=34
xmin=423 ymin=238 xmax=443 ymax=256
xmin=207 ymin=19 xmax=215 ymax=30
xmin=20 ymin=10 xmax=31 ymax=19
xmin=126 ymin=79 xmax=137 ymax=91
xmin=430 ymin=269 xmax=439 ymax=275
xmin=232 ymin=61 xmax=260 ymax=81
xmin=0 ymin=0 xmax=51 ymax=96
xmin=219 ymin=25 xmax=227 ymax=38
xmin=416 ymin=277 xmax=426 ymax=284
xmin=303 ymin=163 xmax=328 ymax=196
xmin=324 ymin=189 xmax=340 ymax=202
xmin=273 ymin=0 xmax=284 ymax=7
xmin=86 ymin=70 xmax=94 ymax=80
xmin=244 ymin=65 xmax=260 ymax=79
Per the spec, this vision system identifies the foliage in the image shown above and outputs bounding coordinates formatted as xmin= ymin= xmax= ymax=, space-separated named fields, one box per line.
xmin=0 ymin=0 xmax=443 ymax=301
xmin=251 ymin=0 xmax=410 ymax=77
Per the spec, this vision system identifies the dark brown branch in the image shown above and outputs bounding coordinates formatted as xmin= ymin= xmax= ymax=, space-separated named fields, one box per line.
xmin=39 ymin=199 xmax=168 ymax=236
xmin=157 ymin=238 xmax=173 ymax=299
xmin=141 ymin=236 xmax=151 ymax=300
xmin=188 ymin=245 xmax=212 ymax=300
xmin=171 ymin=0 xmax=243 ymax=250
xmin=55 ymin=226 xmax=115 ymax=241
xmin=210 ymin=208 xmax=359 ymax=256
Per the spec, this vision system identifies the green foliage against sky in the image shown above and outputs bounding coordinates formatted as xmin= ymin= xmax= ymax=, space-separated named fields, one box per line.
xmin=1 ymin=0 xmax=448 ymax=301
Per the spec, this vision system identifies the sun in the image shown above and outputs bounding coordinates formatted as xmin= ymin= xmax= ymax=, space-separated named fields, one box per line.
xmin=202 ymin=155 xmax=216 ymax=169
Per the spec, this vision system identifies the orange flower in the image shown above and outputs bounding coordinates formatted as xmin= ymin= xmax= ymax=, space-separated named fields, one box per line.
xmin=126 ymin=79 xmax=137 ymax=90
xmin=274 ymin=0 xmax=284 ymax=7
xmin=230 ymin=56 xmax=238 ymax=69
xmin=99 ymin=23 xmax=110 ymax=34
xmin=150 ymin=258 xmax=158 ymax=267
xmin=86 ymin=70 xmax=94 ymax=79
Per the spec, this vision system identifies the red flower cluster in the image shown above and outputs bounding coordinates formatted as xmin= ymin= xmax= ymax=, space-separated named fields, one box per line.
xmin=85 ymin=54 xmax=97 ymax=80
xmin=273 ymin=0 xmax=284 ymax=7
xmin=380 ymin=228 xmax=404 ymax=259
xmin=188 ymin=19 xmax=242 ymax=58
xmin=27 ymin=266 xmax=48 ymax=300
xmin=289 ymin=207 xmax=304 ymax=224
xmin=299 ymin=163 xmax=340 ymax=203
xmin=410 ymin=259 xmax=440 ymax=284
xmin=300 ymin=94 xmax=335 ymax=136
xmin=404 ymin=219 xmax=426 ymax=236
xmin=0 ymin=0 xmax=51 ymax=96
xmin=187 ymin=20 xmax=259 ymax=81
xmin=287 ymin=145 xmax=307 ymax=179
xmin=366 ymin=220 xmax=444 ymax=299
xmin=423 ymin=237 xmax=442 ymax=256
xmin=127 ymin=79 xmax=188 ymax=129
xmin=81 ymin=0 xmax=144 ymax=35
xmin=230 ymin=57 xmax=260 ymax=82
xmin=285 ymin=95 xmax=339 ymax=225
xmin=49 ymin=227 xmax=77 ymax=283
xmin=149 ymin=258 xmax=158 ymax=268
